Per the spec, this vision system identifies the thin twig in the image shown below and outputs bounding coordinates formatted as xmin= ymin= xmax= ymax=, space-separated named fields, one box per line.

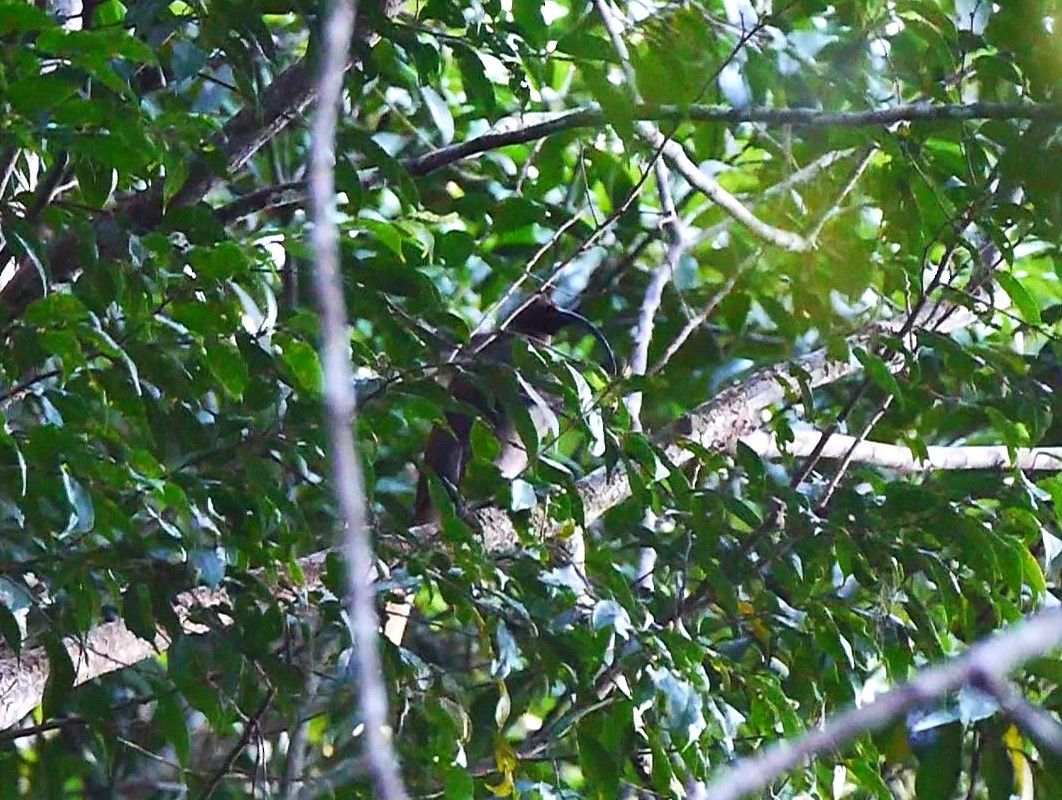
xmin=196 ymin=689 xmax=276 ymax=800
xmin=815 ymin=394 xmax=894 ymax=510
xmin=650 ymin=253 xmax=756 ymax=375
xmin=400 ymin=100 xmax=1058 ymax=183
xmin=0 ymin=148 xmax=20 ymax=198
xmin=688 ymin=147 xmax=858 ymax=248
xmin=804 ymin=146 xmax=878 ymax=241
xmin=646 ymin=129 xmax=813 ymax=252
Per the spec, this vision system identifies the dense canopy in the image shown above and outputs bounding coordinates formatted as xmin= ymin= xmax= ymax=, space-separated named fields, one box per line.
xmin=0 ymin=0 xmax=1061 ymax=798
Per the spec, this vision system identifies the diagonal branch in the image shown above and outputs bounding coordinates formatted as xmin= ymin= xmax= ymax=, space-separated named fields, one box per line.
xmin=643 ymin=125 xmax=813 ymax=251
xmin=691 ymin=607 xmax=1062 ymax=800
xmin=222 ymin=94 xmax=1039 ymax=231
xmin=472 ymin=299 xmax=979 ymax=554
xmin=971 ymin=673 xmax=1062 ymax=758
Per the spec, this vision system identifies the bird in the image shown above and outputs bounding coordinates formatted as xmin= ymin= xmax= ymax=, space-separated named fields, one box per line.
xmin=412 ymin=296 xmax=615 ymax=525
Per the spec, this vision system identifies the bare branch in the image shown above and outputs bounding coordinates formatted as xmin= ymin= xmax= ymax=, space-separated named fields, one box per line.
xmin=743 ymin=429 xmax=1062 ymax=472
xmin=592 ymin=0 xmax=686 ymax=430
xmin=971 ymin=673 xmax=1062 ymax=758
xmin=692 ymin=607 xmax=1062 ymax=800
xmin=0 ymin=579 xmax=250 ymax=729
xmin=220 ymin=133 xmax=860 ymax=227
xmin=643 ymin=125 xmax=814 ymax=252
xmin=402 ymin=101 xmax=1060 ymax=183
xmin=307 ymin=0 xmax=408 ymax=798
xmin=196 ymin=689 xmax=276 ymax=800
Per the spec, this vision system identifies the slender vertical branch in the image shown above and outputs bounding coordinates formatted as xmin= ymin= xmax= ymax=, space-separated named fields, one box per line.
xmin=307 ymin=2 xmax=408 ymax=799
xmin=594 ymin=0 xmax=687 ymax=431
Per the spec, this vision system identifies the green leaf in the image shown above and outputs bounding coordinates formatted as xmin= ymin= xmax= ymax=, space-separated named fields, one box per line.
xmin=191 ymin=241 xmax=249 ymax=281
xmin=170 ymin=40 xmax=207 ymax=83
xmin=23 ymin=293 xmax=89 ymax=326
xmin=61 ymin=465 xmax=94 ymax=534
xmin=8 ymin=228 xmax=49 ymax=291
xmin=453 ymin=45 xmax=496 ymax=115
xmin=72 ymin=157 xmax=116 ymax=209
xmin=555 ymin=32 xmax=615 ymax=61
xmin=420 ymin=85 xmax=454 ymax=145
xmin=168 ymin=638 xmax=230 ymax=728
xmin=122 ymin=583 xmax=156 ymax=643
xmin=0 ymin=3 xmax=54 ymax=33
xmin=192 ymin=548 xmax=227 ymax=588
xmin=40 ymin=329 xmax=85 ymax=380
xmin=361 ymin=218 xmax=407 ymax=258
xmin=155 ymin=689 xmax=191 ymax=765
xmin=980 ymin=719 xmax=1019 ymax=800
xmin=0 ymin=602 xmax=23 ymax=659
xmin=443 ymin=768 xmax=474 ymax=800
xmin=92 ymin=0 xmax=127 ymax=27
xmin=913 ymin=721 xmax=962 ymax=800
xmin=995 ymin=271 xmax=1042 ymax=326
xmin=42 ymin=634 xmax=76 ymax=720
xmin=512 ymin=0 xmax=547 ymax=46
xmin=344 ymin=129 xmax=418 ymax=204
xmin=855 ymin=348 xmax=904 ymax=405
xmin=648 ymin=667 xmax=707 ymax=743
xmin=577 ymin=728 xmax=621 ymax=800
xmin=163 ymin=146 xmax=190 ymax=207
xmin=1017 ymin=543 xmax=1046 ymax=595
xmin=582 ymin=65 xmax=636 ymax=142
xmin=590 ymin=600 xmax=633 ymax=638
xmin=847 ymin=749 xmax=894 ymax=800
xmin=280 ymin=340 xmax=322 ymax=395
xmin=7 ymin=72 xmax=80 ymax=115
xmin=206 ymin=340 xmax=248 ymax=399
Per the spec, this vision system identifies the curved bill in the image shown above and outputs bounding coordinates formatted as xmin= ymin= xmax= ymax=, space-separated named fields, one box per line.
xmin=555 ymin=308 xmax=618 ymax=375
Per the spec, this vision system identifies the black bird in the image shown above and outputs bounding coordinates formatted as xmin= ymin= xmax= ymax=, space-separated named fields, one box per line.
xmin=412 ymin=296 xmax=615 ymax=525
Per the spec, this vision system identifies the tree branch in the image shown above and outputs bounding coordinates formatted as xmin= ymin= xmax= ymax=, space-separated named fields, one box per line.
xmin=742 ymin=429 xmax=1062 ymax=472
xmin=0 ymin=575 xmax=261 ymax=730
xmin=643 ymin=124 xmax=814 ymax=251
xmin=0 ymin=300 xmax=980 ymax=731
xmin=220 ymin=97 xmax=1045 ymax=229
xmin=401 ymin=101 xmax=1062 ymax=180
xmin=307 ymin=0 xmax=408 ymax=798
xmin=970 ymin=673 xmax=1062 ymax=758
xmin=691 ymin=607 xmax=1062 ymax=800
xmin=469 ymin=299 xmax=978 ymax=554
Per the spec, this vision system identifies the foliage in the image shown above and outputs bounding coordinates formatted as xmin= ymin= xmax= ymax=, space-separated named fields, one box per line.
xmin=0 ymin=0 xmax=1060 ymax=797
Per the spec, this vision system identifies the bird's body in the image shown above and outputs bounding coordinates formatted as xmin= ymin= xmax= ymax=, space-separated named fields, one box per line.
xmin=412 ymin=297 xmax=613 ymax=525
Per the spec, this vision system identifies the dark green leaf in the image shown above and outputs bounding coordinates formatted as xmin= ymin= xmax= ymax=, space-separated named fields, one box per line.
xmin=42 ymin=634 xmax=76 ymax=720
xmin=913 ymin=721 xmax=962 ymax=800
xmin=122 ymin=583 xmax=156 ymax=643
